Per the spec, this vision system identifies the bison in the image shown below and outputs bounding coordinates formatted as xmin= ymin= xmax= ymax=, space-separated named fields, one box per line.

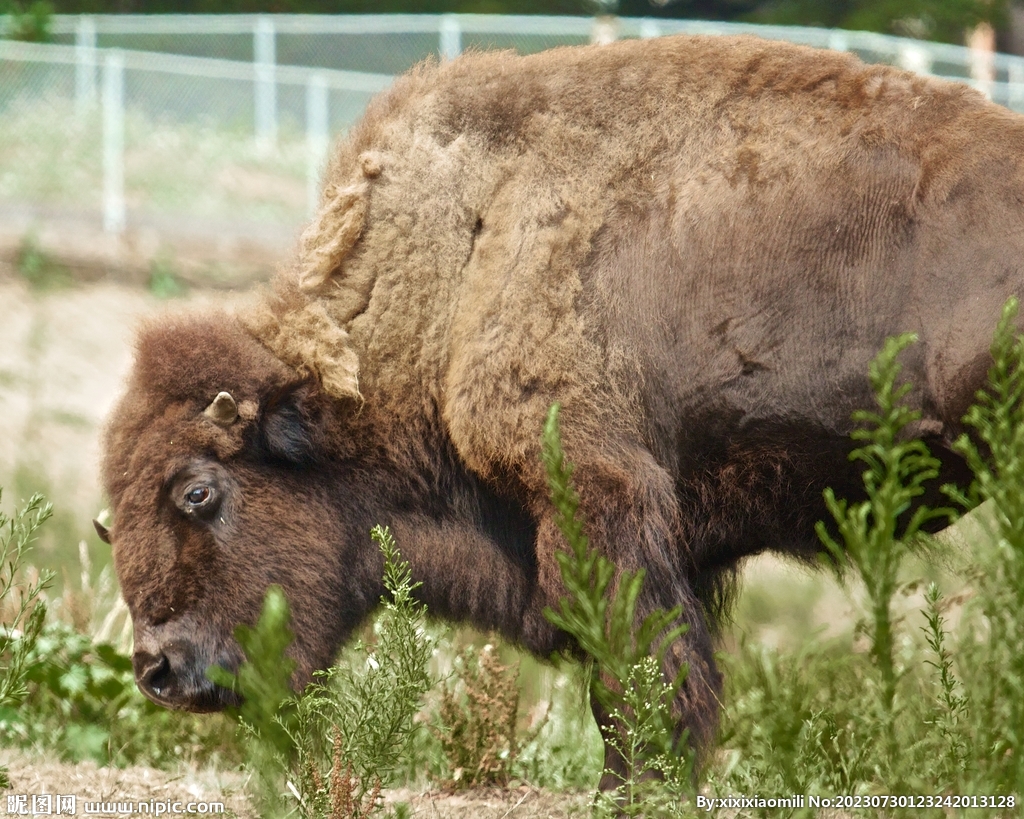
xmin=99 ymin=33 xmax=1024 ymax=779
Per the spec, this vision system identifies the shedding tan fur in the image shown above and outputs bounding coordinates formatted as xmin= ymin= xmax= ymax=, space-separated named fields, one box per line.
xmin=298 ymin=178 xmax=370 ymax=292
xmin=241 ymin=287 xmax=363 ymax=402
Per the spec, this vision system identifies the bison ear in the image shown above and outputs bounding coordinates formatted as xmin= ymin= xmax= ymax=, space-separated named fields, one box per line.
xmin=93 ymin=518 xmax=111 ymax=545
xmin=93 ymin=508 xmax=113 ymax=545
xmin=258 ymin=381 xmax=325 ymax=464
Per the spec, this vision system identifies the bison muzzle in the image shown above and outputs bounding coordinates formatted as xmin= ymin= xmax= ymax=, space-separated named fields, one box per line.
xmin=100 ymin=33 xmax=1024 ymax=781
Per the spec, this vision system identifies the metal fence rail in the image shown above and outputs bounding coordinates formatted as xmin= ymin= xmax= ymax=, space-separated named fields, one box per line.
xmin=0 ymin=37 xmax=392 ymax=235
xmin=31 ymin=12 xmax=1024 ymax=101
xmin=2 ymin=14 xmax=1023 ymax=246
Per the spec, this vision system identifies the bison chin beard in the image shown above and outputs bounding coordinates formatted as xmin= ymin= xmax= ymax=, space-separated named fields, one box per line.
xmin=162 ymin=677 xmax=241 ymax=713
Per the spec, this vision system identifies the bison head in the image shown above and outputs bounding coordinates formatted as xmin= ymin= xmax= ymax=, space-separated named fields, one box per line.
xmin=100 ymin=313 xmax=383 ymax=711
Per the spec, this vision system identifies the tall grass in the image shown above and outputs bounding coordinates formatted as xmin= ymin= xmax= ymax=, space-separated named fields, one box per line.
xmin=0 ymin=490 xmax=53 ymax=788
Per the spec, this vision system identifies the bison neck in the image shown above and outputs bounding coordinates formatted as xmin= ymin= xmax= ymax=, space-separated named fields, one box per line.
xmin=349 ymin=454 xmax=547 ymax=649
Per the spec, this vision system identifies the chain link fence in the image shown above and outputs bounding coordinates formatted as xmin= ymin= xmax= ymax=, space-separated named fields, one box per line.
xmin=2 ymin=14 xmax=1023 ymax=281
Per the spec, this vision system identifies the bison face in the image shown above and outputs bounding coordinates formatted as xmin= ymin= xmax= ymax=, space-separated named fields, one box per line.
xmin=100 ymin=315 xmax=381 ymax=712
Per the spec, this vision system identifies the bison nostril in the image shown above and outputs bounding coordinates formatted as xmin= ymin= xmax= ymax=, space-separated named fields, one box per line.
xmin=134 ymin=651 xmax=171 ymax=698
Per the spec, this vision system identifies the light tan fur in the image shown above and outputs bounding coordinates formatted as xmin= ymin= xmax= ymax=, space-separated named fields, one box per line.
xmin=252 ymin=33 xmax=996 ymax=441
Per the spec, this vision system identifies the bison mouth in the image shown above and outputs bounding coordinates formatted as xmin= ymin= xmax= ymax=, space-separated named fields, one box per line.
xmin=133 ymin=647 xmax=242 ymax=712
xmin=144 ymin=675 xmax=241 ymax=713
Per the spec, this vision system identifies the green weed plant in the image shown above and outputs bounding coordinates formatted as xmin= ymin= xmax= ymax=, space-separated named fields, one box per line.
xmin=148 ymin=256 xmax=189 ymax=299
xmin=816 ymin=332 xmax=953 ymax=765
xmin=0 ymin=490 xmax=53 ymax=787
xmin=540 ymin=404 xmax=693 ymax=816
xmin=920 ymin=582 xmax=970 ymax=782
xmin=209 ymin=525 xmax=435 ymax=819
xmin=15 ymin=234 xmax=71 ymax=291
xmin=716 ymin=306 xmax=1024 ymax=815
xmin=431 ymin=643 xmax=527 ymax=788
xmin=1 ymin=540 xmax=236 ymax=768
xmin=0 ymin=493 xmax=237 ymax=769
xmin=950 ymin=298 xmax=1024 ymax=800
xmin=5 ymin=619 xmax=238 ymax=768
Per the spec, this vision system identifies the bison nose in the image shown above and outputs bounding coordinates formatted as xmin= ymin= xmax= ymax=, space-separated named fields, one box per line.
xmin=130 ymin=640 xmax=239 ymax=712
xmin=133 ymin=650 xmax=171 ymax=699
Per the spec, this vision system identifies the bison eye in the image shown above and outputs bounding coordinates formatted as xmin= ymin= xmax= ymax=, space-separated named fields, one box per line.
xmin=172 ymin=468 xmax=226 ymax=521
xmin=184 ymin=485 xmax=214 ymax=510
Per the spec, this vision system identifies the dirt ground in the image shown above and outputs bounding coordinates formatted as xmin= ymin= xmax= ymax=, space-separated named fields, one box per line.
xmin=3 ymin=750 xmax=593 ymax=818
xmin=3 ymin=751 xmax=254 ymax=817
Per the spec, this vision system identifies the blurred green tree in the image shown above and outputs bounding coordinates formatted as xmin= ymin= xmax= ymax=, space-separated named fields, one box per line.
xmin=1 ymin=0 xmax=54 ymax=41
xmin=745 ymin=0 xmax=1006 ymax=44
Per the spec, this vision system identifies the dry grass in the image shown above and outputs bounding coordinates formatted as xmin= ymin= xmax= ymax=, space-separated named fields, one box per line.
xmin=432 ymin=644 xmax=526 ymax=790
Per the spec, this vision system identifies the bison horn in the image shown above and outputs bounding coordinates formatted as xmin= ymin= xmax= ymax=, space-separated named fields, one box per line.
xmin=204 ymin=391 xmax=238 ymax=426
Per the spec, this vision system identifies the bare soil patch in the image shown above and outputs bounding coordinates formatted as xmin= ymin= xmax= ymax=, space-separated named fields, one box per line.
xmin=3 ymin=751 xmax=254 ymax=817
xmin=4 ymin=752 xmax=593 ymax=818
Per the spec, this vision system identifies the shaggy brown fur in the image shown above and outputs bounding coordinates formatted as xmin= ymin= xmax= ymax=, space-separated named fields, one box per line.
xmin=102 ymin=33 xmax=1024 ymax=783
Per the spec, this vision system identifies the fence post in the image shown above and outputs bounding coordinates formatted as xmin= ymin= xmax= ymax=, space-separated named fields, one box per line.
xmin=590 ymin=16 xmax=619 ymax=45
xmin=968 ymin=23 xmax=995 ymax=99
xmin=898 ymin=43 xmax=932 ymax=76
xmin=639 ymin=19 xmax=660 ymax=39
xmin=306 ymin=72 xmax=329 ymax=218
xmin=75 ymin=15 xmax=97 ymax=114
xmin=440 ymin=14 xmax=461 ymax=60
xmin=102 ymin=50 xmax=125 ymax=235
xmin=1010 ymin=60 xmax=1024 ymax=113
xmin=254 ymin=14 xmax=277 ymax=149
xmin=828 ymin=31 xmax=848 ymax=52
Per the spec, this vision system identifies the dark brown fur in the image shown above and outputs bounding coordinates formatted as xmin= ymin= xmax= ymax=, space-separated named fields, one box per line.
xmin=102 ymin=34 xmax=1024 ymax=781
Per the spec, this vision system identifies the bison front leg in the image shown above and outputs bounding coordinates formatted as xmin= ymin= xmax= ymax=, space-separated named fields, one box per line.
xmin=588 ymin=595 xmax=720 ymax=790
xmin=521 ymin=454 xmax=723 ymax=782
xmin=589 ymin=568 xmax=721 ymax=786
